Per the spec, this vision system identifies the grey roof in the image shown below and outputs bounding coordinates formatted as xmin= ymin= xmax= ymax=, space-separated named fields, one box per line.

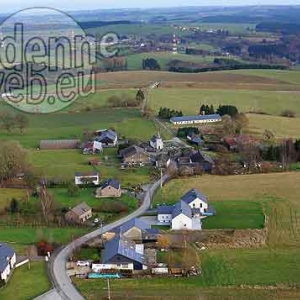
xmin=101 ymin=178 xmax=120 ymax=190
xmin=190 ymin=151 xmax=214 ymax=165
xmin=116 ymin=218 xmax=150 ymax=234
xmin=145 ymin=228 xmax=159 ymax=234
xmin=102 ymin=235 xmax=144 ymax=264
xmin=70 ymin=202 xmax=91 ymax=216
xmin=0 ymin=243 xmax=15 ymax=272
xmin=180 ymin=188 xmax=208 ymax=204
xmin=150 ymin=134 xmax=161 ymax=143
xmin=170 ymin=114 xmax=221 ymax=123
xmin=119 ymin=145 xmax=146 ymax=158
xmin=96 ymin=129 xmax=117 ymax=141
xmin=74 ymin=171 xmax=98 ymax=177
xmin=157 ymin=205 xmax=174 ymax=215
xmin=187 ymin=135 xmax=203 ymax=145
xmin=172 ymin=200 xmax=192 ymax=219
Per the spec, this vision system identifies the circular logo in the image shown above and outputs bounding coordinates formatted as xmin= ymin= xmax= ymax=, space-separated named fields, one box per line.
xmin=0 ymin=8 xmax=96 ymax=113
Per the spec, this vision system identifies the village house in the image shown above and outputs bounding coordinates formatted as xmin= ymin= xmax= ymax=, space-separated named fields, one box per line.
xmin=95 ymin=129 xmax=118 ymax=147
xmin=96 ymin=179 xmax=121 ymax=198
xmin=0 ymin=243 xmax=16 ymax=282
xmin=149 ymin=133 xmax=164 ymax=150
xmin=170 ymin=114 xmax=222 ymax=125
xmin=65 ymin=202 xmax=92 ymax=224
xmin=119 ymin=145 xmax=152 ymax=166
xmin=82 ymin=141 xmax=103 ymax=155
xmin=190 ymin=151 xmax=215 ymax=173
xmin=187 ymin=133 xmax=203 ymax=146
xmin=157 ymin=188 xmax=215 ymax=230
xmin=74 ymin=171 xmax=100 ymax=186
xmin=100 ymin=235 xmax=148 ymax=271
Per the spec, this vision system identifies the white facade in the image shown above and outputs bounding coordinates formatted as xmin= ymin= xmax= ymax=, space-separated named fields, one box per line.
xmin=92 ymin=263 xmax=134 ymax=271
xmin=157 ymin=213 xmax=172 ymax=223
xmin=171 ymin=118 xmax=221 ymax=125
xmin=150 ymin=135 xmax=164 ymax=150
xmin=0 ymin=253 xmax=16 ymax=282
xmin=74 ymin=174 xmax=100 ymax=185
xmin=188 ymin=198 xmax=208 ymax=214
xmin=171 ymin=214 xmax=193 ymax=230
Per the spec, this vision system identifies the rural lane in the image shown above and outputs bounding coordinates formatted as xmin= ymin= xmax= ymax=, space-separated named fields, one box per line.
xmin=37 ymin=174 xmax=169 ymax=300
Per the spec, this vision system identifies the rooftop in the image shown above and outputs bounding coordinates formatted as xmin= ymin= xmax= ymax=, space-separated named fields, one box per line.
xmin=0 ymin=243 xmax=15 ymax=272
xmin=101 ymin=178 xmax=120 ymax=190
xmin=70 ymin=202 xmax=92 ymax=216
xmin=180 ymin=188 xmax=208 ymax=204
xmin=170 ymin=114 xmax=221 ymax=123
xmin=172 ymin=200 xmax=192 ymax=219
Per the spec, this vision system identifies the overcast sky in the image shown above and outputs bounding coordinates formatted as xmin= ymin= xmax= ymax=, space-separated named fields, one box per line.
xmin=1 ymin=0 xmax=300 ymax=13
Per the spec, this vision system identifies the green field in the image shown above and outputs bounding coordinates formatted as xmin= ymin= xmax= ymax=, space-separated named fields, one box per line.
xmin=0 ymin=189 xmax=27 ymax=211
xmin=0 ymin=262 xmax=50 ymax=300
xmin=0 ymin=109 xmax=157 ymax=148
xmin=202 ymin=201 xmax=265 ymax=229
xmin=74 ymin=247 xmax=300 ymax=299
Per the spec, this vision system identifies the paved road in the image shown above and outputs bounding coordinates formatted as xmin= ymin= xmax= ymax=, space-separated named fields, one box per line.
xmin=37 ymin=174 xmax=169 ymax=300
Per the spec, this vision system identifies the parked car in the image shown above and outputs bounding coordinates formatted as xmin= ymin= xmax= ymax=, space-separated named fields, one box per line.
xmin=77 ymin=261 xmax=90 ymax=267
xmin=94 ymin=218 xmax=100 ymax=224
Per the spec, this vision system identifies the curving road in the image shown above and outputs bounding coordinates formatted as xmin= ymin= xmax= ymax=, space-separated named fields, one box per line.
xmin=37 ymin=174 xmax=169 ymax=300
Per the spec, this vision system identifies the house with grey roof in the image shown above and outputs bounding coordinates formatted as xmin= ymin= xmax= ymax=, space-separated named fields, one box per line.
xmin=101 ymin=235 xmax=147 ymax=270
xmin=170 ymin=114 xmax=222 ymax=125
xmin=96 ymin=179 xmax=121 ymax=198
xmin=65 ymin=202 xmax=92 ymax=224
xmin=119 ymin=145 xmax=152 ymax=166
xmin=156 ymin=188 xmax=215 ymax=230
xmin=0 ymin=243 xmax=16 ymax=282
xmin=95 ymin=129 xmax=118 ymax=147
xmin=150 ymin=133 xmax=164 ymax=150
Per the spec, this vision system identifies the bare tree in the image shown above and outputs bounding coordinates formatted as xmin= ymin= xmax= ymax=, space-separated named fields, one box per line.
xmin=14 ymin=114 xmax=29 ymax=134
xmin=37 ymin=185 xmax=54 ymax=224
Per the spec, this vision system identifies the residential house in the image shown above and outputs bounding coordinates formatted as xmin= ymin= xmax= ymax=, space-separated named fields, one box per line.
xmin=74 ymin=171 xmax=100 ymax=186
xmin=82 ymin=141 xmax=103 ymax=155
xmin=96 ymin=179 xmax=121 ymax=198
xmin=157 ymin=188 xmax=215 ymax=230
xmin=0 ymin=243 xmax=16 ymax=282
xmin=95 ymin=129 xmax=118 ymax=147
xmin=39 ymin=139 xmax=80 ymax=150
xmin=170 ymin=114 xmax=222 ymax=125
xmin=65 ymin=202 xmax=92 ymax=224
xmin=119 ymin=145 xmax=152 ymax=166
xmin=150 ymin=133 xmax=164 ymax=150
xmin=190 ymin=151 xmax=215 ymax=173
xmin=101 ymin=235 xmax=147 ymax=270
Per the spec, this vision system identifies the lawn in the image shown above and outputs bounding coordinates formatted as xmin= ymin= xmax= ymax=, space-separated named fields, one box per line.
xmin=201 ymin=201 xmax=265 ymax=229
xmin=155 ymin=172 xmax=300 ymax=248
xmin=74 ymin=248 xmax=300 ymax=299
xmin=0 ymin=262 xmax=50 ymax=300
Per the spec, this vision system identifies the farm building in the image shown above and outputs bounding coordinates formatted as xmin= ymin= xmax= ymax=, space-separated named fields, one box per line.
xmin=65 ymin=202 xmax=92 ymax=224
xmin=39 ymin=139 xmax=80 ymax=150
xmin=74 ymin=171 xmax=100 ymax=186
xmin=170 ymin=114 xmax=221 ymax=125
xmin=119 ymin=145 xmax=152 ymax=166
xmin=0 ymin=243 xmax=16 ymax=282
xmin=96 ymin=179 xmax=121 ymax=198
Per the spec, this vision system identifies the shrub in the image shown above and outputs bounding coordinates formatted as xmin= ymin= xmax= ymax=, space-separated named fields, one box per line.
xmin=281 ymin=110 xmax=296 ymax=118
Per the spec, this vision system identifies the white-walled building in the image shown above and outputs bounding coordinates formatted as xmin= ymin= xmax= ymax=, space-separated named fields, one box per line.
xmin=150 ymin=133 xmax=164 ymax=150
xmin=170 ymin=114 xmax=222 ymax=125
xmin=0 ymin=243 xmax=16 ymax=282
xmin=74 ymin=171 xmax=100 ymax=186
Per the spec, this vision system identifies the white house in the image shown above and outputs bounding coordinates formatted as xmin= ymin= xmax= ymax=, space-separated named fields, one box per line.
xmin=180 ymin=188 xmax=208 ymax=214
xmin=150 ymin=133 xmax=164 ymax=150
xmin=74 ymin=171 xmax=100 ymax=186
xmin=170 ymin=114 xmax=222 ymax=125
xmin=171 ymin=201 xmax=194 ymax=230
xmin=0 ymin=243 xmax=16 ymax=282
xmin=95 ymin=129 xmax=118 ymax=147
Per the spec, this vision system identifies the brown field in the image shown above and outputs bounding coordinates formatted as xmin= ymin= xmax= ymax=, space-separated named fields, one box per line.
xmin=155 ymin=172 xmax=300 ymax=248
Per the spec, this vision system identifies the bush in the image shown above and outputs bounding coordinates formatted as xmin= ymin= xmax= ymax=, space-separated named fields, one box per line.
xmin=281 ymin=110 xmax=296 ymax=118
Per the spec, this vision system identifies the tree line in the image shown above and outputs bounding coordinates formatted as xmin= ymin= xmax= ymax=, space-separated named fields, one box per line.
xmin=158 ymin=107 xmax=183 ymax=119
xmin=200 ymin=104 xmax=239 ymax=117
xmin=0 ymin=112 xmax=29 ymax=133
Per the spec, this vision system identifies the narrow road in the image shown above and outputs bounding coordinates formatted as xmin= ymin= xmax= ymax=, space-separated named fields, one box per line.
xmin=37 ymin=174 xmax=169 ymax=300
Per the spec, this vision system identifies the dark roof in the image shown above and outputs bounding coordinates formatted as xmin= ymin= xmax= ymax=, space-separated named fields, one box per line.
xmin=116 ymin=218 xmax=150 ymax=234
xmin=96 ymin=129 xmax=117 ymax=141
xmin=180 ymin=188 xmax=208 ymax=204
xmin=145 ymin=228 xmax=159 ymax=234
xmin=70 ymin=202 xmax=92 ymax=216
xmin=157 ymin=205 xmax=174 ymax=215
xmin=101 ymin=178 xmax=120 ymax=190
xmin=0 ymin=243 xmax=15 ymax=272
xmin=170 ymin=114 xmax=221 ymax=123
xmin=192 ymin=208 xmax=201 ymax=215
xmin=74 ymin=171 xmax=98 ymax=177
xmin=119 ymin=145 xmax=145 ymax=158
xmin=102 ymin=235 xmax=144 ymax=264
xmin=190 ymin=151 xmax=214 ymax=165
xmin=150 ymin=134 xmax=161 ymax=143
xmin=187 ymin=134 xmax=203 ymax=145
xmin=172 ymin=200 xmax=192 ymax=219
